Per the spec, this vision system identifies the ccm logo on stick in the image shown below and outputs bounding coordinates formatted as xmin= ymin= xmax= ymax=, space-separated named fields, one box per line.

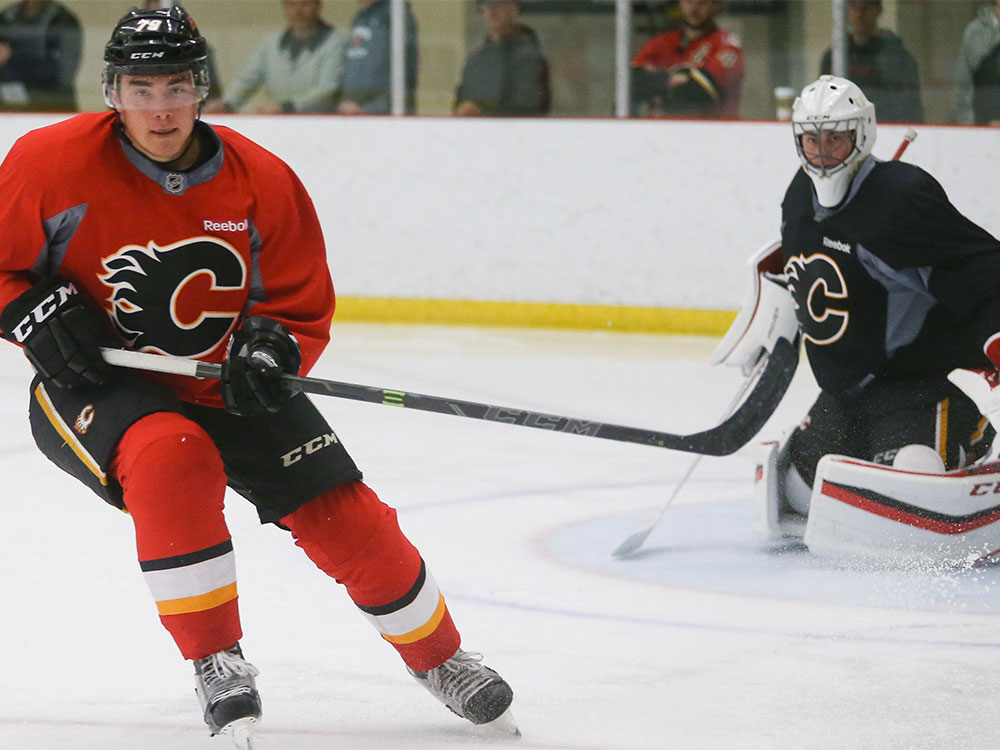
xmin=281 ymin=432 xmax=341 ymax=467
xmin=10 ymin=282 xmax=78 ymax=343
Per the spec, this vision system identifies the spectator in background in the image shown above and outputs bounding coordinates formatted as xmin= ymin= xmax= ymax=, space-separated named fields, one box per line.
xmin=630 ymin=0 xmax=745 ymax=119
xmin=454 ymin=0 xmax=549 ymax=117
xmin=954 ymin=0 xmax=1000 ymax=125
xmin=141 ymin=0 xmax=223 ymax=105
xmin=206 ymin=0 xmax=345 ymax=114
xmin=819 ymin=0 xmax=923 ymax=123
xmin=338 ymin=0 xmax=418 ymax=114
xmin=0 ymin=0 xmax=80 ymax=111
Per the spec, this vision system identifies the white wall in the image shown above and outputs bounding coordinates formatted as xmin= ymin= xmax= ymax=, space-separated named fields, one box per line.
xmin=1 ymin=115 xmax=996 ymax=311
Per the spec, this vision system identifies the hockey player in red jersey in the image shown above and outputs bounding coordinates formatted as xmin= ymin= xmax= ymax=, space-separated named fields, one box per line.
xmin=630 ymin=0 xmax=745 ymax=119
xmin=0 ymin=6 xmax=513 ymax=747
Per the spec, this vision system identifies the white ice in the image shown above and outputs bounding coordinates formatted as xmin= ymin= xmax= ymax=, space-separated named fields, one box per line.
xmin=1 ymin=324 xmax=997 ymax=750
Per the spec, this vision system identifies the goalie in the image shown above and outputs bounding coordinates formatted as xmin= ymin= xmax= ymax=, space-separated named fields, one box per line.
xmin=723 ymin=76 xmax=1000 ymax=563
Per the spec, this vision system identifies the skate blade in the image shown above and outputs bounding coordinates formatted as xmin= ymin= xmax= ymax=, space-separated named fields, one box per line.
xmin=486 ymin=708 xmax=520 ymax=737
xmin=223 ymin=716 xmax=258 ymax=750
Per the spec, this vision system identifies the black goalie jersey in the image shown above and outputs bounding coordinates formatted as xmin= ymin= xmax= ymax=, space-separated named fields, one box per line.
xmin=780 ymin=158 xmax=1000 ymax=394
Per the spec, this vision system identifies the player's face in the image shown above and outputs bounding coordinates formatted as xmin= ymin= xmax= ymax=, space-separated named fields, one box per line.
xmin=115 ymin=72 xmax=201 ymax=164
xmin=799 ymin=130 xmax=855 ymax=169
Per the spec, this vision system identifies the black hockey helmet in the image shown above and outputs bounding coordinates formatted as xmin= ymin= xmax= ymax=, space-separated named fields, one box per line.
xmin=103 ymin=5 xmax=210 ymax=107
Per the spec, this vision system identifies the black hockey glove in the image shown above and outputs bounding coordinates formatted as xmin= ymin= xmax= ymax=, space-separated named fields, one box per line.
xmin=0 ymin=276 xmax=114 ymax=389
xmin=221 ymin=316 xmax=302 ymax=416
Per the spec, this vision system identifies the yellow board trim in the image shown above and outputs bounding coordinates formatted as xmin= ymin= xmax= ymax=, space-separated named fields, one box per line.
xmin=335 ymin=297 xmax=736 ymax=336
xmin=34 ymin=383 xmax=108 ymax=486
xmin=380 ymin=593 xmax=447 ymax=646
xmin=156 ymin=582 xmax=238 ymax=616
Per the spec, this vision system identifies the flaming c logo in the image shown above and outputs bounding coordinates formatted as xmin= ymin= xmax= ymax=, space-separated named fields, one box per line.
xmin=99 ymin=237 xmax=247 ymax=357
xmin=783 ymin=253 xmax=850 ymax=346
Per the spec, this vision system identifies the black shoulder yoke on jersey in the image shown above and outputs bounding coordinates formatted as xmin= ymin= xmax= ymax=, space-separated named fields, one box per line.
xmin=780 ymin=158 xmax=1000 ymax=394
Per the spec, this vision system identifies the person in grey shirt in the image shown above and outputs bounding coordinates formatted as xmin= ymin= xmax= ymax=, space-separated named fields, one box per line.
xmin=454 ymin=0 xmax=550 ymax=117
xmin=207 ymin=0 xmax=345 ymax=114
xmin=337 ymin=0 xmax=418 ymax=114
xmin=954 ymin=0 xmax=1000 ymax=124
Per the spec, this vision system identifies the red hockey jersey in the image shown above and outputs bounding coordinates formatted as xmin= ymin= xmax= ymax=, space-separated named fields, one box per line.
xmin=633 ymin=26 xmax=745 ymax=118
xmin=0 ymin=112 xmax=335 ymax=407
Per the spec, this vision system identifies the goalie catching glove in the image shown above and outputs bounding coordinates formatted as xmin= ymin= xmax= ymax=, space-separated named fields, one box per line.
xmin=221 ymin=316 xmax=302 ymax=416
xmin=0 ymin=275 xmax=114 ymax=389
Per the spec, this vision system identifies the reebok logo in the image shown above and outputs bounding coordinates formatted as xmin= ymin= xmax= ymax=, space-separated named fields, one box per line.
xmin=822 ymin=236 xmax=852 ymax=254
xmin=204 ymin=219 xmax=249 ymax=233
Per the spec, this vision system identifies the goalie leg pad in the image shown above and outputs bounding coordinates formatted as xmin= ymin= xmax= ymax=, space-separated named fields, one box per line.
xmin=752 ymin=438 xmax=807 ymax=542
xmin=803 ymin=454 xmax=1000 ymax=566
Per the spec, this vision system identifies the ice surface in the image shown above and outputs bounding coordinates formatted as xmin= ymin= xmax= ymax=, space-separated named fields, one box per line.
xmin=0 ymin=324 xmax=996 ymax=750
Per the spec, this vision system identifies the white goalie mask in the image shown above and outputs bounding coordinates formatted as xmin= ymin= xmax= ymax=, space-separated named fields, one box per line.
xmin=791 ymin=75 xmax=877 ymax=208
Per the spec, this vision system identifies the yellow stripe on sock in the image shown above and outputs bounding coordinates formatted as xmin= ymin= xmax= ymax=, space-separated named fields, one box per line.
xmin=380 ymin=593 xmax=447 ymax=645
xmin=156 ymin=582 xmax=238 ymax=616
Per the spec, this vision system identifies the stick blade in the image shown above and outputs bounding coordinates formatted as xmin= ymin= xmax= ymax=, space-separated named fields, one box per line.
xmin=611 ymin=528 xmax=651 ymax=559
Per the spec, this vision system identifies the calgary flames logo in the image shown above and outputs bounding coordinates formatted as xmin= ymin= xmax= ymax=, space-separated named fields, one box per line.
xmin=99 ymin=237 xmax=247 ymax=357
xmin=784 ymin=253 xmax=849 ymax=346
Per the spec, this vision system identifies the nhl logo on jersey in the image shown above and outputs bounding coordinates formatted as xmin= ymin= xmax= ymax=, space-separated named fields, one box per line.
xmin=74 ymin=404 xmax=95 ymax=435
xmin=165 ymin=173 xmax=185 ymax=194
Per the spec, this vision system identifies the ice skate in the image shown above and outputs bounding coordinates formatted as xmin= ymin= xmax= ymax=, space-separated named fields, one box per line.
xmin=408 ymin=649 xmax=517 ymax=732
xmin=194 ymin=643 xmax=262 ymax=749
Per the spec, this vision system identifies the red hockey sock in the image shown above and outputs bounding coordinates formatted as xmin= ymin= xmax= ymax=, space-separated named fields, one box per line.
xmin=111 ymin=411 xmax=241 ymax=660
xmin=282 ymin=481 xmax=461 ymax=670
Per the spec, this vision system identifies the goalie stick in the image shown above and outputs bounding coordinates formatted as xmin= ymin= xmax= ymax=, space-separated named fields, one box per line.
xmin=99 ymin=336 xmax=798 ymax=457
xmin=611 ymin=353 xmax=768 ymax=558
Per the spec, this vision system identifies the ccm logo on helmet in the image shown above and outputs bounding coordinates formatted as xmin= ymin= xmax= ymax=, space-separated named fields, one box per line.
xmin=9 ymin=281 xmax=78 ymax=343
xmin=130 ymin=51 xmax=165 ymax=59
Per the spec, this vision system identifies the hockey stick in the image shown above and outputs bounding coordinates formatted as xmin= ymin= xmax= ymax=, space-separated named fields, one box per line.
xmin=611 ymin=354 xmax=767 ymax=558
xmin=99 ymin=336 xmax=798 ymax=457
xmin=891 ymin=127 xmax=917 ymax=161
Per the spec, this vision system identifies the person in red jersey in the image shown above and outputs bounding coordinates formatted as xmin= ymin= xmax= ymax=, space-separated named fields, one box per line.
xmin=631 ymin=0 xmax=745 ymax=119
xmin=0 ymin=6 xmax=514 ymax=747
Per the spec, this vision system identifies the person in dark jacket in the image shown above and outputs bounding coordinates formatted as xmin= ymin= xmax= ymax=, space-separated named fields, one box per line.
xmin=0 ymin=0 xmax=80 ymax=111
xmin=819 ymin=0 xmax=923 ymax=123
xmin=454 ymin=0 xmax=550 ymax=117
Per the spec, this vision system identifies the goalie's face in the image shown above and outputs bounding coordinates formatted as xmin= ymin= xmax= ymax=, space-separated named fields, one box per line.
xmin=799 ymin=130 xmax=855 ymax=170
xmin=114 ymin=71 xmax=201 ymax=165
